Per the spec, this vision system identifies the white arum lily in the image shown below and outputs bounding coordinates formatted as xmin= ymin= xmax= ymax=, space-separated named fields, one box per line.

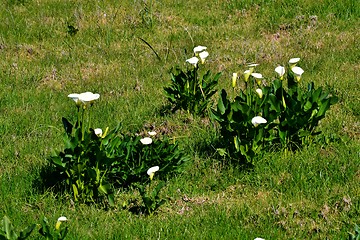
xmin=275 ymin=65 xmax=285 ymax=79
xmin=148 ymin=131 xmax=157 ymax=136
xmin=292 ymin=66 xmax=304 ymax=82
xmin=247 ymin=63 xmax=259 ymax=68
xmin=199 ymin=51 xmax=209 ymax=64
xmin=193 ymin=46 xmax=207 ymax=54
xmin=243 ymin=69 xmax=251 ymax=82
xmin=186 ymin=57 xmax=199 ymax=67
xmin=68 ymin=93 xmax=81 ymax=106
xmin=147 ymin=166 xmax=159 ymax=180
xmin=251 ymin=116 xmax=267 ymax=127
xmin=289 ymin=57 xmax=300 ymax=68
xmin=256 ymin=88 xmax=263 ymax=98
xmin=232 ymin=72 xmax=238 ymax=88
xmin=140 ymin=137 xmax=152 ymax=145
xmin=94 ymin=128 xmax=103 ymax=137
xmin=55 ymin=216 xmax=67 ymax=230
xmin=251 ymin=73 xmax=263 ymax=85
xmin=78 ymin=92 xmax=100 ymax=106
xmin=254 ymin=238 xmax=265 ymax=240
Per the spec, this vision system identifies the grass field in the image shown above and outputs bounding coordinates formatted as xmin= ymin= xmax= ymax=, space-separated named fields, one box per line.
xmin=0 ymin=0 xmax=359 ymax=239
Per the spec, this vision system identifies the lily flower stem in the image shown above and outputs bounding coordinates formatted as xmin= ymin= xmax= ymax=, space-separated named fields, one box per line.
xmin=81 ymin=108 xmax=85 ymax=141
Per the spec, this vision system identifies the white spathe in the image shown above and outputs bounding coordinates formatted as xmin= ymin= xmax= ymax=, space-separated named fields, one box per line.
xmin=251 ymin=116 xmax=267 ymax=127
xmin=57 ymin=216 xmax=67 ymax=222
xmin=275 ymin=66 xmax=285 ymax=77
xmin=186 ymin=57 xmax=199 ymax=67
xmin=94 ymin=128 xmax=103 ymax=137
xmin=140 ymin=137 xmax=153 ymax=145
xmin=193 ymin=46 xmax=207 ymax=54
xmin=256 ymin=88 xmax=263 ymax=98
xmin=148 ymin=131 xmax=157 ymax=136
xmin=199 ymin=51 xmax=209 ymax=63
xmin=68 ymin=93 xmax=81 ymax=105
xmin=78 ymin=92 xmax=100 ymax=104
xmin=251 ymin=73 xmax=263 ymax=79
xmin=147 ymin=166 xmax=160 ymax=180
xmin=289 ymin=58 xmax=300 ymax=64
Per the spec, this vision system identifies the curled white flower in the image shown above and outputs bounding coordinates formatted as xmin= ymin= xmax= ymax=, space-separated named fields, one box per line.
xmin=251 ymin=73 xmax=263 ymax=79
xmin=275 ymin=66 xmax=285 ymax=78
xmin=140 ymin=137 xmax=152 ymax=145
xmin=289 ymin=58 xmax=300 ymax=66
xmin=251 ymin=116 xmax=267 ymax=127
xmin=68 ymin=93 xmax=81 ymax=106
xmin=55 ymin=216 xmax=67 ymax=230
xmin=78 ymin=92 xmax=100 ymax=105
xmin=94 ymin=128 xmax=103 ymax=137
xmin=232 ymin=72 xmax=238 ymax=88
xmin=292 ymin=66 xmax=304 ymax=82
xmin=193 ymin=46 xmax=207 ymax=54
xmin=247 ymin=63 xmax=259 ymax=68
xmin=256 ymin=88 xmax=263 ymax=98
xmin=57 ymin=216 xmax=67 ymax=222
xmin=148 ymin=131 xmax=157 ymax=136
xmin=147 ymin=166 xmax=159 ymax=180
xmin=199 ymin=51 xmax=209 ymax=64
xmin=186 ymin=57 xmax=199 ymax=67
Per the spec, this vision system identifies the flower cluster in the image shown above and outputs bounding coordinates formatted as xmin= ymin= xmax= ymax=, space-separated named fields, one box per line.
xmin=186 ymin=45 xmax=209 ymax=67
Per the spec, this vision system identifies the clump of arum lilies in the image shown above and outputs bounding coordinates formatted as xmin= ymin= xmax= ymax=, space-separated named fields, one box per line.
xmin=211 ymin=57 xmax=337 ymax=162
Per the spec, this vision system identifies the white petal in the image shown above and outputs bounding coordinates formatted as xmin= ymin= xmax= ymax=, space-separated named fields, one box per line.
xmin=199 ymin=51 xmax=209 ymax=60
xmin=275 ymin=66 xmax=285 ymax=76
xmin=148 ymin=131 xmax=157 ymax=136
xmin=289 ymin=58 xmax=300 ymax=64
xmin=140 ymin=137 xmax=153 ymax=145
xmin=256 ymin=89 xmax=263 ymax=98
xmin=186 ymin=57 xmax=199 ymax=66
xmin=193 ymin=46 xmax=207 ymax=53
xmin=78 ymin=92 xmax=100 ymax=103
xmin=94 ymin=128 xmax=103 ymax=136
xmin=147 ymin=166 xmax=159 ymax=175
xmin=57 ymin=216 xmax=67 ymax=222
xmin=247 ymin=63 xmax=259 ymax=67
xmin=251 ymin=73 xmax=263 ymax=79
xmin=68 ymin=93 xmax=80 ymax=103
xmin=251 ymin=116 xmax=267 ymax=126
xmin=254 ymin=238 xmax=265 ymax=240
xmin=292 ymin=66 xmax=304 ymax=76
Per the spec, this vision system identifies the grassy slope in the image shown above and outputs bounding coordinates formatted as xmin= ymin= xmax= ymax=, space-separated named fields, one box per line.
xmin=0 ymin=0 xmax=359 ymax=239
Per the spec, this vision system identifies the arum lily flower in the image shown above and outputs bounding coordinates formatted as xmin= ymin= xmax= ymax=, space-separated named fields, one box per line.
xmin=232 ymin=72 xmax=238 ymax=88
xmin=94 ymin=128 xmax=103 ymax=137
xmin=254 ymin=238 xmax=265 ymax=240
xmin=289 ymin=58 xmax=300 ymax=68
xmin=247 ymin=63 xmax=259 ymax=68
xmin=275 ymin=66 xmax=285 ymax=79
xmin=243 ymin=69 xmax=251 ymax=82
xmin=140 ymin=137 xmax=153 ymax=145
xmin=193 ymin=46 xmax=207 ymax=54
xmin=78 ymin=92 xmax=100 ymax=106
xmin=68 ymin=93 xmax=81 ymax=106
xmin=256 ymin=88 xmax=263 ymax=98
xmin=251 ymin=73 xmax=263 ymax=85
xmin=55 ymin=216 xmax=67 ymax=230
xmin=251 ymin=116 xmax=267 ymax=127
xmin=148 ymin=131 xmax=157 ymax=136
xmin=199 ymin=51 xmax=209 ymax=64
xmin=186 ymin=57 xmax=199 ymax=67
xmin=147 ymin=166 xmax=159 ymax=180
xmin=291 ymin=66 xmax=304 ymax=82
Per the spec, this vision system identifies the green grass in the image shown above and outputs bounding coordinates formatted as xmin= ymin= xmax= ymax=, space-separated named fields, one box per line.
xmin=0 ymin=0 xmax=359 ymax=239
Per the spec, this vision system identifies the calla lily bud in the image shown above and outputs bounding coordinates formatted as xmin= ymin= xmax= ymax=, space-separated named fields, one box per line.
xmin=55 ymin=216 xmax=67 ymax=230
xmin=243 ymin=70 xmax=251 ymax=82
xmin=232 ymin=73 xmax=238 ymax=88
xmin=94 ymin=128 xmax=103 ymax=137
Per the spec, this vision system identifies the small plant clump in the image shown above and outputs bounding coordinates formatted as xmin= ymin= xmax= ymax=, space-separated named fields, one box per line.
xmin=164 ymin=46 xmax=221 ymax=116
xmin=48 ymin=92 xmax=188 ymax=208
xmin=211 ymin=58 xmax=338 ymax=162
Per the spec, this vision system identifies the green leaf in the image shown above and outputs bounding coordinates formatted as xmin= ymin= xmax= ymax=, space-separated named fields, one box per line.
xmin=317 ymin=99 xmax=330 ymax=117
xmin=62 ymin=117 xmax=73 ymax=136
xmin=269 ymin=94 xmax=281 ymax=112
xmin=217 ymin=89 xmax=227 ymax=114
xmin=19 ymin=224 xmax=35 ymax=239
xmin=304 ymin=101 xmax=313 ymax=112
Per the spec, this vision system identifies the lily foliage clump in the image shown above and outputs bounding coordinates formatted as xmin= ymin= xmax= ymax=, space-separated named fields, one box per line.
xmin=47 ymin=92 xmax=188 ymax=207
xmin=164 ymin=46 xmax=221 ymax=116
xmin=211 ymin=58 xmax=338 ymax=162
